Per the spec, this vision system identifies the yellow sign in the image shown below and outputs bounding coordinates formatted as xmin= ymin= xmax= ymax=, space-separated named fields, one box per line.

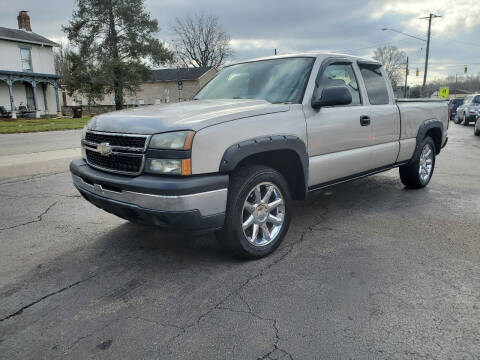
xmin=439 ymin=87 xmax=449 ymax=99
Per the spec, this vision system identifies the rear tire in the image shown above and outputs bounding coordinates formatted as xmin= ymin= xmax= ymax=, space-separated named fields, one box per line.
xmin=217 ymin=165 xmax=292 ymax=259
xmin=475 ymin=121 xmax=480 ymax=136
xmin=399 ymin=136 xmax=436 ymax=189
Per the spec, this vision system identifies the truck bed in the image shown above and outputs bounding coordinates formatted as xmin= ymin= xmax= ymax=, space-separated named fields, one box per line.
xmin=396 ymin=99 xmax=449 ymax=140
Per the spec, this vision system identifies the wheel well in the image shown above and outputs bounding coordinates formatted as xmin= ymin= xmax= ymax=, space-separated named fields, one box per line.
xmin=425 ymin=127 xmax=442 ymax=154
xmin=235 ymin=150 xmax=306 ymax=200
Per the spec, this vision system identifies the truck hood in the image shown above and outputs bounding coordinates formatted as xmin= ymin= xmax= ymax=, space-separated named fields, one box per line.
xmin=86 ymin=99 xmax=290 ymax=134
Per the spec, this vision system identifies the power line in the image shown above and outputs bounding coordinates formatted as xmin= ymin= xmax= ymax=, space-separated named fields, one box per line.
xmin=336 ymin=37 xmax=414 ymax=53
xmin=432 ymin=36 xmax=480 ymax=48
xmin=409 ymin=62 xmax=480 ymax=66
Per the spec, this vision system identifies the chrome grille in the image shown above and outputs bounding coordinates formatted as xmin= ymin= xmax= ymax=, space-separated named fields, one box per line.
xmin=86 ymin=149 xmax=143 ymax=173
xmin=83 ymin=131 xmax=149 ymax=175
xmin=85 ymin=132 xmax=147 ymax=149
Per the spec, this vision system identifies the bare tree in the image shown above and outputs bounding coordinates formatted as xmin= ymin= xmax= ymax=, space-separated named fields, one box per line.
xmin=373 ymin=46 xmax=406 ymax=88
xmin=54 ymin=43 xmax=73 ymax=87
xmin=171 ymin=13 xmax=232 ymax=68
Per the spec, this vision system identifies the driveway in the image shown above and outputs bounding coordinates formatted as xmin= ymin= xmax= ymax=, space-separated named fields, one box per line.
xmin=0 ymin=125 xmax=479 ymax=359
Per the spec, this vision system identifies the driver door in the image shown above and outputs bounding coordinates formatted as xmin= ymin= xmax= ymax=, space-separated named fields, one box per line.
xmin=304 ymin=60 xmax=373 ymax=187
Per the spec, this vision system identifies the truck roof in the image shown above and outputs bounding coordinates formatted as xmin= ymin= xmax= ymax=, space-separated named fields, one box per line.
xmin=233 ymin=52 xmax=381 ymax=66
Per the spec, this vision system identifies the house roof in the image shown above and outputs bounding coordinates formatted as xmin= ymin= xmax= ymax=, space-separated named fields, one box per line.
xmin=0 ymin=27 xmax=58 ymax=47
xmin=152 ymin=67 xmax=213 ymax=82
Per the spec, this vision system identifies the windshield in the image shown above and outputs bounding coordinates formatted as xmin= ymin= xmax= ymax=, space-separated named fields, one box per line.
xmin=194 ymin=57 xmax=315 ymax=104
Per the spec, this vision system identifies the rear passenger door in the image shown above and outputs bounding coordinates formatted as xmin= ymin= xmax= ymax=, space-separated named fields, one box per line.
xmin=357 ymin=62 xmax=400 ymax=169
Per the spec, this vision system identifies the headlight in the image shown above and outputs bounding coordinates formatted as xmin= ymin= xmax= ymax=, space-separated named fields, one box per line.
xmin=145 ymin=158 xmax=191 ymax=176
xmin=149 ymin=131 xmax=194 ymax=150
xmin=146 ymin=131 xmax=194 ymax=175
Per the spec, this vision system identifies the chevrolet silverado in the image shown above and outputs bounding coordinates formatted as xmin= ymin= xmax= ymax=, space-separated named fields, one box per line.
xmin=70 ymin=53 xmax=448 ymax=259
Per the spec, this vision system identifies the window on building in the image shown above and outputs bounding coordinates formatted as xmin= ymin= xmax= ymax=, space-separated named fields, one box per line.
xmin=20 ymin=47 xmax=33 ymax=72
xmin=25 ymin=82 xmax=35 ymax=109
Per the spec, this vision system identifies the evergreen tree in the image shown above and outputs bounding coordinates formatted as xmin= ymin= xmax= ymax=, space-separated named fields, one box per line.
xmin=63 ymin=0 xmax=173 ymax=109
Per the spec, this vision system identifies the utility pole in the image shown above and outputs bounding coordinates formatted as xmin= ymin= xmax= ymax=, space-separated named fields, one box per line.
xmin=274 ymin=49 xmax=277 ymax=55
xmin=420 ymin=13 xmax=442 ymax=96
xmin=455 ymin=74 xmax=457 ymax=98
xmin=404 ymin=56 xmax=409 ymax=98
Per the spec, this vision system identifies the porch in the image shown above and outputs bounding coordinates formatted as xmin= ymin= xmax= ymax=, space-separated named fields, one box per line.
xmin=0 ymin=70 xmax=61 ymax=119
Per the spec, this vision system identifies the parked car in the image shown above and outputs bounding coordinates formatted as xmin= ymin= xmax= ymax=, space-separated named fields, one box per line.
xmin=455 ymin=94 xmax=480 ymax=125
xmin=475 ymin=113 xmax=480 ymax=136
xmin=70 ymin=52 xmax=448 ymax=259
xmin=448 ymin=98 xmax=463 ymax=121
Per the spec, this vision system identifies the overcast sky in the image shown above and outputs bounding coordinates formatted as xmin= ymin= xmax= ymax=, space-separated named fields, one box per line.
xmin=1 ymin=0 xmax=479 ymax=86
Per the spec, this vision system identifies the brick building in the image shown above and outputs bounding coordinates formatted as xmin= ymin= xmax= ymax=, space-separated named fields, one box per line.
xmin=64 ymin=67 xmax=217 ymax=106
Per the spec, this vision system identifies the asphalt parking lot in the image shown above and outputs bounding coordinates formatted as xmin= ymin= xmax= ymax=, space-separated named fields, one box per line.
xmin=0 ymin=123 xmax=479 ymax=359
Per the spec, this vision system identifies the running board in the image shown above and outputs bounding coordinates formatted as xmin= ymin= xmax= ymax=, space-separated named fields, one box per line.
xmin=307 ymin=163 xmax=407 ymax=193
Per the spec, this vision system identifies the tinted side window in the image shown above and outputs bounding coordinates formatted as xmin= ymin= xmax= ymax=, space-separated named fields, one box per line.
xmin=316 ymin=63 xmax=361 ymax=105
xmin=474 ymin=96 xmax=480 ymax=104
xmin=358 ymin=64 xmax=390 ymax=105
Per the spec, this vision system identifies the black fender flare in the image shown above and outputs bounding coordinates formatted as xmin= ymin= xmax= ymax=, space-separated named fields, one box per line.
xmin=219 ymin=135 xmax=309 ymax=197
xmin=408 ymin=119 xmax=444 ymax=165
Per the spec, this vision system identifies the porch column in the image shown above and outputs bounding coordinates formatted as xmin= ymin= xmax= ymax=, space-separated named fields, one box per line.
xmin=31 ymin=80 xmax=40 ymax=118
xmin=54 ymin=82 xmax=61 ymax=116
xmin=7 ymin=79 xmax=16 ymax=119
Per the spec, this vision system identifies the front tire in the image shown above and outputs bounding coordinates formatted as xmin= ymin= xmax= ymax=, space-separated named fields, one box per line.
xmin=399 ymin=136 xmax=436 ymax=189
xmin=218 ymin=165 xmax=292 ymax=259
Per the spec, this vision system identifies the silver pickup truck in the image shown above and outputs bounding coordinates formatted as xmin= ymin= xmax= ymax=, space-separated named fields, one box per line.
xmin=70 ymin=52 xmax=448 ymax=259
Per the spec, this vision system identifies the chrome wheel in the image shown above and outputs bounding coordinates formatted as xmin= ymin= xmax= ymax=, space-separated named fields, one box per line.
xmin=241 ymin=182 xmax=285 ymax=247
xmin=419 ymin=144 xmax=433 ymax=184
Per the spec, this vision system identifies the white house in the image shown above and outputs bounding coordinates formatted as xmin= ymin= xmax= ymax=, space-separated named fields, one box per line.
xmin=0 ymin=11 xmax=61 ymax=118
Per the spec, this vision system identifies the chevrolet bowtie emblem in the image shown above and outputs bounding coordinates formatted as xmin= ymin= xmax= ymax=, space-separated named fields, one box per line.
xmin=97 ymin=142 xmax=112 ymax=156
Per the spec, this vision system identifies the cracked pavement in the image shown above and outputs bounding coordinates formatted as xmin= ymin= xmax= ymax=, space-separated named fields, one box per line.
xmin=0 ymin=124 xmax=479 ymax=359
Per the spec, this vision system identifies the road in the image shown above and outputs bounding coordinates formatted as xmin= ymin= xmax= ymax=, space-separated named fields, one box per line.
xmin=0 ymin=124 xmax=479 ymax=359
xmin=0 ymin=130 xmax=81 ymax=180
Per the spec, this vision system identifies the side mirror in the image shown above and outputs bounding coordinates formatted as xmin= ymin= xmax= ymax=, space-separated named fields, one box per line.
xmin=311 ymin=86 xmax=352 ymax=109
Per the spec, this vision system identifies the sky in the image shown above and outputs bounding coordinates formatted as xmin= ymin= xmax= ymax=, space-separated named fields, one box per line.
xmin=1 ymin=0 xmax=479 ymax=86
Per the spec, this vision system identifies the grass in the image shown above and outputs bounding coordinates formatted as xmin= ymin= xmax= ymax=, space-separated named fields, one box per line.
xmin=0 ymin=116 xmax=91 ymax=134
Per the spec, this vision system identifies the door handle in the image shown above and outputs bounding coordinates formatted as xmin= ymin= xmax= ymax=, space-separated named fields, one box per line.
xmin=360 ymin=115 xmax=371 ymax=126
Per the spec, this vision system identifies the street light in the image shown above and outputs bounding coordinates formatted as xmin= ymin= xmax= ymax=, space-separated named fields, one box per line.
xmin=381 ymin=28 xmax=426 ymax=42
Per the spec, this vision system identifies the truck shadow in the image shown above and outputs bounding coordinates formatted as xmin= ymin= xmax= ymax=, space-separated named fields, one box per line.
xmin=96 ymin=170 xmax=436 ymax=261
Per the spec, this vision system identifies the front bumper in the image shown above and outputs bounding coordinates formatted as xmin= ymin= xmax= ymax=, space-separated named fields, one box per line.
xmin=70 ymin=159 xmax=228 ymax=230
